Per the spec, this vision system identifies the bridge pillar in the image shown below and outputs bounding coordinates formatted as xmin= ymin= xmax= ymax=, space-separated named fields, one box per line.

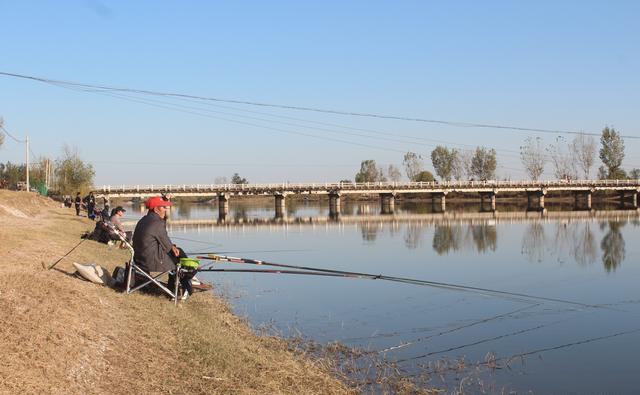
xmin=274 ymin=193 xmax=286 ymax=218
xmin=526 ymin=190 xmax=546 ymax=211
xmin=431 ymin=192 xmax=446 ymax=212
xmin=379 ymin=193 xmax=395 ymax=214
xmin=329 ymin=191 xmax=341 ymax=216
xmin=218 ymin=193 xmax=229 ymax=219
xmin=480 ymin=192 xmax=496 ymax=212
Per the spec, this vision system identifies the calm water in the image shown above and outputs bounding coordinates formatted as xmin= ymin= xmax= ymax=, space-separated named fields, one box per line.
xmin=125 ymin=200 xmax=640 ymax=394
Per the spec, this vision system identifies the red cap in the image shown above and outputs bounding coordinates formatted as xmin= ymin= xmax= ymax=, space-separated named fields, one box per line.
xmin=145 ymin=196 xmax=173 ymax=209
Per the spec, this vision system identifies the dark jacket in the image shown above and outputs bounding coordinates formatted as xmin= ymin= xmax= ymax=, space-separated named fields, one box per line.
xmin=132 ymin=211 xmax=175 ymax=272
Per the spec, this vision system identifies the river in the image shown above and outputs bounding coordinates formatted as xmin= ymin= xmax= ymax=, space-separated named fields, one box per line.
xmin=124 ymin=199 xmax=640 ymax=394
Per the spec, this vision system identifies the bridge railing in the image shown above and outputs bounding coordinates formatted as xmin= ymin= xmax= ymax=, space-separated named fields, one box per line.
xmin=93 ymin=179 xmax=640 ymax=194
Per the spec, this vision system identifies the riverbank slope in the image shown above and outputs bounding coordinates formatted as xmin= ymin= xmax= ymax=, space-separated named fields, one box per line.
xmin=0 ymin=190 xmax=351 ymax=394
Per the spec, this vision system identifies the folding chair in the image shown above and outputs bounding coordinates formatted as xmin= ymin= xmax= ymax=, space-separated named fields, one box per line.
xmin=104 ymin=222 xmax=181 ymax=304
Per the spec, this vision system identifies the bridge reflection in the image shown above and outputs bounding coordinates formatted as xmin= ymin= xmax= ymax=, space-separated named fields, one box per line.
xmin=144 ymin=209 xmax=640 ymax=229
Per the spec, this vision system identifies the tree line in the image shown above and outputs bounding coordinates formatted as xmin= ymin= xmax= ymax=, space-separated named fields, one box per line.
xmin=520 ymin=127 xmax=638 ymax=181
xmin=353 ymin=126 xmax=639 ymax=183
xmin=354 ymin=146 xmax=498 ymax=183
xmin=0 ymin=145 xmax=94 ymax=195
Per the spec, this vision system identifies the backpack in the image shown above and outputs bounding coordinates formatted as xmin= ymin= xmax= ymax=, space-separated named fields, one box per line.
xmin=111 ymin=265 xmax=128 ymax=291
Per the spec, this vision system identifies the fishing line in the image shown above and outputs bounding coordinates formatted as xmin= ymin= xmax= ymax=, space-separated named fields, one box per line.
xmin=397 ymin=324 xmax=547 ymax=363
xmin=379 ymin=303 xmax=540 ymax=353
xmin=415 ymin=327 xmax=640 ymax=377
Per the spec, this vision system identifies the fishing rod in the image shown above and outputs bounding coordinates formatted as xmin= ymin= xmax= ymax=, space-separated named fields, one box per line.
xmin=47 ymin=238 xmax=88 ymax=270
xmin=199 ymin=268 xmax=359 ymax=278
xmin=187 ymin=249 xmax=313 ymax=255
xmin=195 ymin=254 xmax=600 ymax=309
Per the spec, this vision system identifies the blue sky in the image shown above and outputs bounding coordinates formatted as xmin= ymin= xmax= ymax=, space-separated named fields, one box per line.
xmin=1 ymin=1 xmax=639 ymax=184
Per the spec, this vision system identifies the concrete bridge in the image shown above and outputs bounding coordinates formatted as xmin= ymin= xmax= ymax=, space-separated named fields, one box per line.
xmin=95 ymin=179 xmax=640 ymax=216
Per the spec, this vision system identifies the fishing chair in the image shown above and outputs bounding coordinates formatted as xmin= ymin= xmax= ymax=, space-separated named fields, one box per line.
xmin=104 ymin=222 xmax=182 ymax=304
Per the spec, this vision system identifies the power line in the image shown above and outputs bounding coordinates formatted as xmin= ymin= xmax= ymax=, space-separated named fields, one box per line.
xmin=56 ymin=81 xmax=529 ymax=164
xmin=0 ymin=125 xmax=26 ymax=143
xmin=2 ymin=70 xmax=637 ymax=139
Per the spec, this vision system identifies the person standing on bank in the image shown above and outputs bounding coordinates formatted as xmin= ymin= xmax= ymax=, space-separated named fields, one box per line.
xmin=83 ymin=192 xmax=96 ymax=220
xmin=74 ymin=192 xmax=82 ymax=216
xmin=132 ymin=196 xmax=191 ymax=298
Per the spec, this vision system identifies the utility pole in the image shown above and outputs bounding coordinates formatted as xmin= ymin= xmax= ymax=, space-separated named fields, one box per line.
xmin=25 ymin=135 xmax=30 ymax=191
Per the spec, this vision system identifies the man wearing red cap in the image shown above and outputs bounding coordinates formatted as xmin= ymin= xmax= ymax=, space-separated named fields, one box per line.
xmin=132 ymin=196 xmax=180 ymax=276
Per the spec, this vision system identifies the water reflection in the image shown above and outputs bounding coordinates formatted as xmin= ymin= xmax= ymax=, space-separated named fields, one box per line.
xmin=432 ymin=225 xmax=462 ymax=255
xmin=522 ymin=221 xmax=600 ymax=267
xmin=360 ymin=222 xmax=380 ymax=243
xmin=404 ymin=223 xmax=425 ymax=249
xmin=572 ymin=223 xmax=597 ymax=266
xmin=601 ymin=221 xmax=626 ymax=272
xmin=470 ymin=224 xmax=497 ymax=253
xmin=521 ymin=223 xmax=545 ymax=263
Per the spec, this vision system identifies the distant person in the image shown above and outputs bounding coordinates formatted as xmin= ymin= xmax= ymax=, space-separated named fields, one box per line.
xmin=74 ymin=192 xmax=82 ymax=216
xmin=132 ymin=196 xmax=191 ymax=299
xmin=84 ymin=192 xmax=96 ymax=220
xmin=110 ymin=206 xmax=132 ymax=243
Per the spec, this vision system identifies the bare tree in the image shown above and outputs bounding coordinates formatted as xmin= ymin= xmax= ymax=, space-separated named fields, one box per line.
xmin=451 ymin=150 xmax=465 ymax=181
xmin=570 ymin=133 xmax=596 ymax=179
xmin=462 ymin=150 xmax=474 ymax=180
xmin=520 ymin=137 xmax=545 ymax=180
xmin=547 ymin=136 xmax=576 ymax=180
xmin=402 ymin=152 xmax=424 ymax=181
xmin=387 ymin=164 xmax=402 ymax=182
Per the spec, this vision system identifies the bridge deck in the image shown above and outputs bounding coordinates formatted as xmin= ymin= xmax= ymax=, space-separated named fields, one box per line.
xmin=95 ymin=179 xmax=640 ymax=198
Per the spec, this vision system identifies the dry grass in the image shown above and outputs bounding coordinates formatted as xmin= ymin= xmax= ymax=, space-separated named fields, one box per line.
xmin=0 ymin=190 xmax=352 ymax=395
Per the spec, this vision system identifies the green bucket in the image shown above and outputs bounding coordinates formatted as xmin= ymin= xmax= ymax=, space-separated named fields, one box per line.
xmin=179 ymin=258 xmax=200 ymax=270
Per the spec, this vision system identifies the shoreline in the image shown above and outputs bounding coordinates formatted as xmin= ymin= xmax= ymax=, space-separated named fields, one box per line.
xmin=0 ymin=190 xmax=354 ymax=394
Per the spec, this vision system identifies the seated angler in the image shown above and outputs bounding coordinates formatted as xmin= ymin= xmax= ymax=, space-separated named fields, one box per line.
xmin=110 ymin=206 xmax=132 ymax=243
xmin=132 ymin=196 xmax=191 ymax=298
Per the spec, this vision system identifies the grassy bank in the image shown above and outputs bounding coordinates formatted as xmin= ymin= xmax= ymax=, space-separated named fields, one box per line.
xmin=0 ymin=190 xmax=352 ymax=394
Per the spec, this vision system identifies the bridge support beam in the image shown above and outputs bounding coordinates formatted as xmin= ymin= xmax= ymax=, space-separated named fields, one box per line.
xmin=379 ymin=193 xmax=396 ymax=214
xmin=479 ymin=192 xmax=496 ymax=212
xmin=431 ymin=192 xmax=447 ymax=212
xmin=526 ymin=190 xmax=546 ymax=211
xmin=218 ymin=194 xmax=229 ymax=220
xmin=618 ymin=190 xmax=638 ymax=209
xmin=274 ymin=193 xmax=286 ymax=218
xmin=329 ymin=192 xmax=341 ymax=217
xmin=573 ymin=191 xmax=592 ymax=210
